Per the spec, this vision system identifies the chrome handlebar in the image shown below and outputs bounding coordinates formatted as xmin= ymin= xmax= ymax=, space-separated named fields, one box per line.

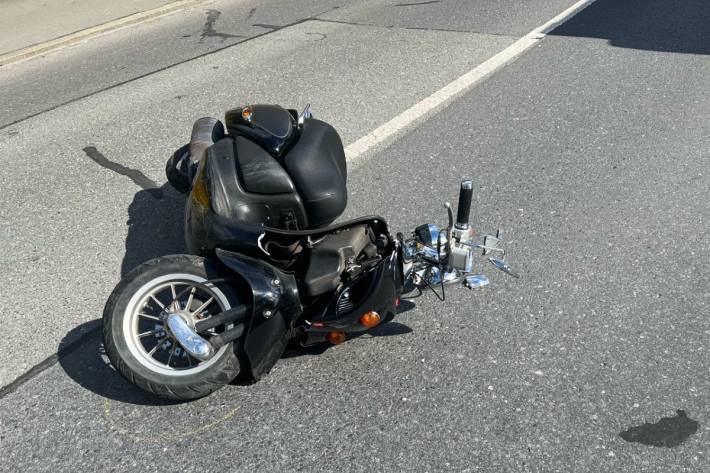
xmin=403 ymin=180 xmax=519 ymax=295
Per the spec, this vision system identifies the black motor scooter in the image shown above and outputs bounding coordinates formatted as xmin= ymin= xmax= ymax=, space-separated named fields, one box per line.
xmin=102 ymin=104 xmax=519 ymax=400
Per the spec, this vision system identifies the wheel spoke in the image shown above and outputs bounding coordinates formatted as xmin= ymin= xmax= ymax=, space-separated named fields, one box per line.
xmin=166 ymin=343 xmax=177 ymax=367
xmin=130 ymin=277 xmax=227 ymax=373
xmin=186 ymin=287 xmax=196 ymax=311
xmin=150 ymin=294 xmax=166 ymax=310
xmin=148 ymin=338 xmax=168 ymax=356
xmin=138 ymin=328 xmax=162 ymax=338
xmin=192 ymin=297 xmax=214 ymax=316
xmin=170 ymin=284 xmax=179 ymax=310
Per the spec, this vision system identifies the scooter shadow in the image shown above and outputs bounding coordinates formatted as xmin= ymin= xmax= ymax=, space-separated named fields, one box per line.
xmin=58 ymin=320 xmax=180 ymax=406
xmin=57 ymin=183 xmax=188 ymax=405
xmin=121 ymin=183 xmax=186 ymax=276
xmin=59 ymin=316 xmax=416 ymax=403
xmin=281 ymin=318 xmax=416 ymax=360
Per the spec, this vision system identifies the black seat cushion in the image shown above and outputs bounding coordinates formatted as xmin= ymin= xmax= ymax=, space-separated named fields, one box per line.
xmin=282 ymin=119 xmax=347 ymax=227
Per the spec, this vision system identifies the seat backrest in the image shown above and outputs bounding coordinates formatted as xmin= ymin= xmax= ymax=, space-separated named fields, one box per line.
xmin=282 ymin=119 xmax=347 ymax=228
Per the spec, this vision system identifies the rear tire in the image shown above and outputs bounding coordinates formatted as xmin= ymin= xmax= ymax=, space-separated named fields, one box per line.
xmin=103 ymin=254 xmax=243 ymax=400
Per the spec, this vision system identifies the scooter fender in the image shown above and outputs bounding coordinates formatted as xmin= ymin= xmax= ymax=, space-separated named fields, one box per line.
xmin=215 ymin=248 xmax=302 ymax=380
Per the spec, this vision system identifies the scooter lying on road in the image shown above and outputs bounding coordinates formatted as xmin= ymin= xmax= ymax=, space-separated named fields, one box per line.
xmin=102 ymin=104 xmax=519 ymax=400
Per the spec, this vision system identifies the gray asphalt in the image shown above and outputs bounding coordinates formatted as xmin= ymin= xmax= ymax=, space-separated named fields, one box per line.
xmin=2 ymin=0 xmax=709 ymax=471
xmin=0 ymin=0 xmax=574 ymax=129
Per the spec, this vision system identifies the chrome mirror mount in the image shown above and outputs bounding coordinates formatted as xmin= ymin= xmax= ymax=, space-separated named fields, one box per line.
xmin=482 ymin=231 xmax=501 ymax=256
xmin=297 ymin=103 xmax=312 ymax=126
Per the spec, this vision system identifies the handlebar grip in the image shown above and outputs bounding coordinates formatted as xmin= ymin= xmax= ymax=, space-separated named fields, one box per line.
xmin=456 ymin=180 xmax=473 ymax=228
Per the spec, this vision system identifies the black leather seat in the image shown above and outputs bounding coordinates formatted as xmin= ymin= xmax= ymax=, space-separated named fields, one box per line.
xmin=282 ymin=119 xmax=347 ymax=227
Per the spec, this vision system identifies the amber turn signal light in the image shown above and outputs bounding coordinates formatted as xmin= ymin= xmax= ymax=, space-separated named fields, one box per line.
xmin=359 ymin=311 xmax=381 ymax=328
xmin=327 ymin=331 xmax=346 ymax=345
xmin=241 ymin=106 xmax=252 ymax=121
xmin=191 ymin=167 xmax=210 ymax=209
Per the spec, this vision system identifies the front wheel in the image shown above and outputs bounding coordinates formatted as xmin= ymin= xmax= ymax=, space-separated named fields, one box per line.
xmin=102 ymin=255 xmax=244 ymax=400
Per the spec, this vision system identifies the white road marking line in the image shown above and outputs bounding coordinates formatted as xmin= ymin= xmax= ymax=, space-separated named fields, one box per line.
xmin=344 ymin=0 xmax=598 ymax=164
xmin=0 ymin=0 xmax=206 ymax=67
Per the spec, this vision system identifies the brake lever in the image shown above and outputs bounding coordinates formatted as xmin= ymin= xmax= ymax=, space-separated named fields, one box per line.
xmin=444 ymin=202 xmax=454 ymax=260
xmin=445 ymin=202 xmax=454 ymax=230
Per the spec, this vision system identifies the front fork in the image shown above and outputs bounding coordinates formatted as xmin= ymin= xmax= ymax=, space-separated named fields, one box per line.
xmin=401 ymin=179 xmax=520 ymax=296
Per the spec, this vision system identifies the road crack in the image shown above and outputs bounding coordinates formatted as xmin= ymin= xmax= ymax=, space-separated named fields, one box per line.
xmin=396 ymin=0 xmax=440 ymax=6
xmin=200 ymin=9 xmax=243 ymax=42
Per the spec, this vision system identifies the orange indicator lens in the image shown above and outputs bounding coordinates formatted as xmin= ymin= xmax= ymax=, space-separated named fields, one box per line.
xmin=359 ymin=311 xmax=381 ymax=328
xmin=327 ymin=331 xmax=346 ymax=345
xmin=241 ymin=106 xmax=252 ymax=121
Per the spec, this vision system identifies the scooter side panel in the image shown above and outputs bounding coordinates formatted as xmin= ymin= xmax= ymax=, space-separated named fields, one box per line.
xmin=215 ymin=249 xmax=302 ymax=380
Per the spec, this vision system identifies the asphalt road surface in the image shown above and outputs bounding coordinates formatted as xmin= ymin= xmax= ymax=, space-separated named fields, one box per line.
xmin=1 ymin=0 xmax=709 ymax=471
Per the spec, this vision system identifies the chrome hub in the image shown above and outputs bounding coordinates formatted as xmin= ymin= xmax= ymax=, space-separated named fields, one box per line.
xmin=165 ymin=312 xmax=215 ymax=361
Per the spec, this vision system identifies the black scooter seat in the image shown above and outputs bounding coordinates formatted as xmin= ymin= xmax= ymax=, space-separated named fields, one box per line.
xmin=281 ymin=119 xmax=348 ymax=228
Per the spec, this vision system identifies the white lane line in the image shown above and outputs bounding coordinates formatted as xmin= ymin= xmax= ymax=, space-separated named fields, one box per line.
xmin=344 ymin=0 xmax=597 ymax=163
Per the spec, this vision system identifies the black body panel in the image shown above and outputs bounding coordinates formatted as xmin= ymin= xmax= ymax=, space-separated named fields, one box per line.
xmin=205 ymin=137 xmax=309 ymax=229
xmin=173 ymin=114 xmax=349 ymax=235
xmin=283 ymin=119 xmax=347 ymax=227
xmin=263 ymin=215 xmax=390 ymax=238
xmin=303 ymin=224 xmax=373 ymax=297
xmin=303 ymin=246 xmax=402 ymax=344
xmin=184 ymin=202 xmax=264 ymax=256
xmin=215 ymin=249 xmax=302 ymax=380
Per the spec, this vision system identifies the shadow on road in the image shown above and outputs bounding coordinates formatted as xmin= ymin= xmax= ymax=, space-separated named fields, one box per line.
xmin=82 ymin=145 xmax=186 ymax=275
xmin=58 ymin=320 xmax=178 ymax=406
xmin=121 ymin=183 xmax=186 ymax=276
xmin=281 ymin=319 xmax=415 ymax=359
xmin=59 ymin=317 xmax=414 ymax=403
xmin=550 ymin=0 xmax=710 ymax=55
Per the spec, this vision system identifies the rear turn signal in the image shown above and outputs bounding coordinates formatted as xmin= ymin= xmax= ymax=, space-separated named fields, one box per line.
xmin=359 ymin=311 xmax=381 ymax=328
xmin=327 ymin=331 xmax=346 ymax=345
xmin=241 ymin=106 xmax=253 ymax=121
xmin=191 ymin=166 xmax=210 ymax=209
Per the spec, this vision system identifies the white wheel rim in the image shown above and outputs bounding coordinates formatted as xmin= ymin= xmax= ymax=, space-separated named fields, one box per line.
xmin=122 ymin=273 xmax=233 ymax=377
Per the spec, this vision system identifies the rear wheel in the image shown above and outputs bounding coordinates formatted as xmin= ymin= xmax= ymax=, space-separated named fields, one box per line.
xmin=103 ymin=255 xmax=244 ymax=400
